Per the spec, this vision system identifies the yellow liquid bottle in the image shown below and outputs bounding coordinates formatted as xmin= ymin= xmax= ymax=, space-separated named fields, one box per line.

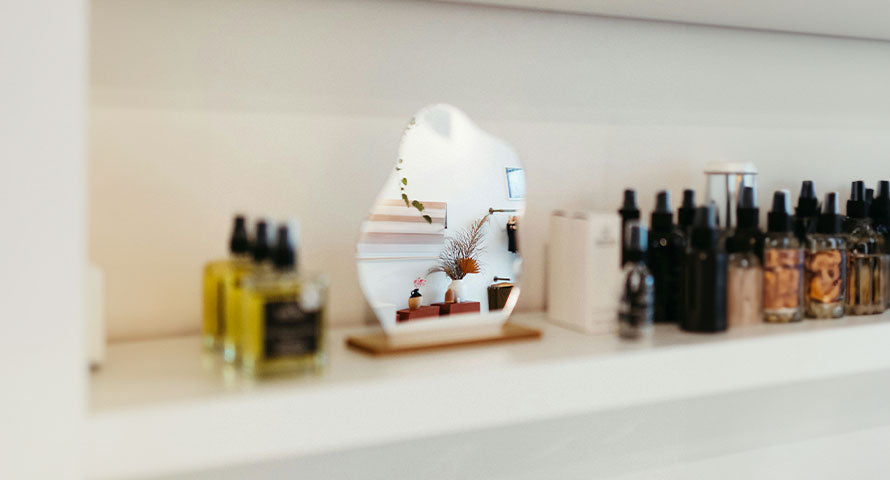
xmin=222 ymin=220 xmax=271 ymax=364
xmin=201 ymin=216 xmax=250 ymax=350
xmin=241 ymin=225 xmax=328 ymax=376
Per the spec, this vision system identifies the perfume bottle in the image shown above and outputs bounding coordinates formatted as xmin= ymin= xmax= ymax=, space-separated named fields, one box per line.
xmin=677 ymin=189 xmax=696 ymax=236
xmin=805 ymin=192 xmax=846 ymax=319
xmin=222 ymin=220 xmax=271 ymax=363
xmin=241 ymin=225 xmax=328 ymax=376
xmin=618 ymin=222 xmax=654 ymax=339
xmin=681 ymin=203 xmax=727 ymax=333
xmin=726 ymin=187 xmax=763 ymax=327
xmin=794 ymin=180 xmax=819 ymax=244
xmin=648 ymin=191 xmax=686 ymax=323
xmin=845 ymin=181 xmax=885 ymax=315
xmin=618 ymin=189 xmax=640 ymax=266
xmin=762 ymin=190 xmax=804 ymax=323
xmin=871 ymin=181 xmax=890 ymax=308
xmin=202 ymin=215 xmax=250 ymax=350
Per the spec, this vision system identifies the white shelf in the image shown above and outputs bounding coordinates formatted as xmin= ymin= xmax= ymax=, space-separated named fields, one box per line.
xmin=447 ymin=0 xmax=890 ymax=41
xmin=87 ymin=311 xmax=890 ymax=479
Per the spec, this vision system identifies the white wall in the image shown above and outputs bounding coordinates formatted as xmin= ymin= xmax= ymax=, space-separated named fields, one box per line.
xmin=90 ymin=0 xmax=890 ymax=341
xmin=1 ymin=1 xmax=86 ymax=478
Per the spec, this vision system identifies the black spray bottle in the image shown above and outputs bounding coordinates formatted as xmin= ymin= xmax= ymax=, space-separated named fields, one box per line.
xmin=677 ymin=189 xmax=696 ymax=236
xmin=619 ymin=222 xmax=654 ymax=339
xmin=794 ymin=180 xmax=819 ymax=244
xmin=681 ymin=203 xmax=727 ymax=333
xmin=648 ymin=191 xmax=686 ymax=323
xmin=727 ymin=186 xmax=765 ymax=260
xmin=870 ymin=181 xmax=890 ymax=245
xmin=618 ymin=189 xmax=640 ymax=266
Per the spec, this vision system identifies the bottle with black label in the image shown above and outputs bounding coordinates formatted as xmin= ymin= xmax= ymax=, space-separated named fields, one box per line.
xmin=648 ymin=191 xmax=686 ymax=323
xmin=681 ymin=203 xmax=727 ymax=333
xmin=241 ymin=223 xmax=328 ymax=376
xmin=618 ymin=189 xmax=640 ymax=266
xmin=618 ymin=222 xmax=654 ymax=339
xmin=794 ymin=181 xmax=819 ymax=245
xmin=202 ymin=215 xmax=251 ymax=350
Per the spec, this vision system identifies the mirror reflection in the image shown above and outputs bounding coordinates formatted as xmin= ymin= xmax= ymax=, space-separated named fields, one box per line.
xmin=357 ymin=104 xmax=525 ymax=334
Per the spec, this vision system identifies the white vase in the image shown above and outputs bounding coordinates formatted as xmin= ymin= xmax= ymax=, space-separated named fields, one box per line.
xmin=448 ymin=278 xmax=468 ymax=303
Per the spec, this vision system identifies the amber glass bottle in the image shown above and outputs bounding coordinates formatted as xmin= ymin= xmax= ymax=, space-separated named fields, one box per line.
xmin=241 ymin=225 xmax=328 ymax=376
xmin=805 ymin=192 xmax=846 ymax=319
xmin=762 ymin=190 xmax=804 ymax=323
xmin=202 ymin=216 xmax=250 ymax=350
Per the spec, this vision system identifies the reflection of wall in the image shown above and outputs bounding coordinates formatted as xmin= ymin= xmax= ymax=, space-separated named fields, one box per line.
xmin=92 ymin=0 xmax=890 ymax=339
xmin=357 ymin=107 xmax=523 ymax=316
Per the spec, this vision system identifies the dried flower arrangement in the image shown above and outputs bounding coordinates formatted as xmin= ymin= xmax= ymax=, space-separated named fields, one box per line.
xmin=428 ymin=215 xmax=488 ymax=280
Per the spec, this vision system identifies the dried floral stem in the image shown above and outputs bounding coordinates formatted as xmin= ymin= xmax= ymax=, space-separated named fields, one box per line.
xmin=428 ymin=215 xmax=488 ymax=280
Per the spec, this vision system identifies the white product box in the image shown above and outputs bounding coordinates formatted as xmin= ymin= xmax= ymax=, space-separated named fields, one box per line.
xmin=547 ymin=211 xmax=622 ymax=335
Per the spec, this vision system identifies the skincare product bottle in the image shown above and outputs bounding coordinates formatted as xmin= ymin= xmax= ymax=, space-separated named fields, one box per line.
xmin=845 ymin=181 xmax=885 ymax=315
xmin=805 ymin=192 xmax=846 ymax=319
xmin=202 ymin=215 xmax=250 ymax=350
xmin=618 ymin=189 xmax=640 ymax=266
xmin=794 ymin=180 xmax=819 ymax=244
xmin=241 ymin=224 xmax=328 ymax=376
xmin=618 ymin=222 xmax=654 ymax=339
xmin=677 ymin=189 xmax=696 ymax=235
xmin=648 ymin=191 xmax=686 ymax=323
xmin=681 ymin=203 xmax=727 ymax=333
xmin=726 ymin=187 xmax=763 ymax=327
xmin=762 ymin=190 xmax=804 ymax=323
xmin=222 ymin=220 xmax=271 ymax=362
xmin=871 ymin=181 xmax=890 ymax=308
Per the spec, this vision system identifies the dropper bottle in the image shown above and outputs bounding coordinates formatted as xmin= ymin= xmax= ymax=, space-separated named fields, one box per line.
xmin=677 ymin=189 xmax=696 ymax=235
xmin=681 ymin=203 xmax=727 ymax=333
xmin=762 ymin=190 xmax=804 ymax=323
xmin=201 ymin=215 xmax=251 ymax=350
xmin=618 ymin=189 xmax=641 ymax=266
xmin=794 ymin=180 xmax=819 ymax=244
xmin=618 ymin=222 xmax=654 ymax=339
xmin=648 ymin=191 xmax=686 ymax=323
xmin=805 ymin=192 xmax=846 ymax=319
xmin=845 ymin=181 xmax=885 ymax=314
xmin=726 ymin=187 xmax=763 ymax=327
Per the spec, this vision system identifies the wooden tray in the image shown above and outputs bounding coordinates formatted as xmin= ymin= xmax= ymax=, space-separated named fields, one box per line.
xmin=345 ymin=322 xmax=541 ymax=356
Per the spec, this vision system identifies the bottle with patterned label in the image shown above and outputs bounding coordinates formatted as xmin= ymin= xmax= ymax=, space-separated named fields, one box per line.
xmin=763 ymin=190 xmax=804 ymax=323
xmin=241 ymin=224 xmax=328 ymax=376
xmin=805 ymin=192 xmax=846 ymax=319
xmin=845 ymin=181 xmax=885 ymax=315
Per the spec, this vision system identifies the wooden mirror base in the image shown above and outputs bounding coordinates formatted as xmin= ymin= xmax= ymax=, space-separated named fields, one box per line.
xmin=346 ymin=322 xmax=541 ymax=356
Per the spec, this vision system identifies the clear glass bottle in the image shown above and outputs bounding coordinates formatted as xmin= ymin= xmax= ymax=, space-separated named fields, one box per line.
xmin=845 ymin=181 xmax=885 ymax=315
xmin=202 ymin=215 xmax=250 ymax=350
xmin=805 ymin=192 xmax=846 ymax=319
xmin=794 ymin=180 xmax=819 ymax=245
xmin=241 ymin=225 xmax=328 ymax=376
xmin=648 ymin=191 xmax=686 ymax=323
xmin=222 ymin=220 xmax=271 ymax=363
xmin=681 ymin=203 xmax=727 ymax=333
xmin=618 ymin=222 xmax=654 ymax=339
xmin=870 ymin=180 xmax=890 ymax=308
xmin=762 ymin=190 xmax=804 ymax=323
xmin=727 ymin=187 xmax=763 ymax=327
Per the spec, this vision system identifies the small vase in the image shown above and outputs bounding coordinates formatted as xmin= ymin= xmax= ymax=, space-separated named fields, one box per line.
xmin=408 ymin=289 xmax=423 ymax=311
xmin=447 ymin=278 xmax=467 ymax=303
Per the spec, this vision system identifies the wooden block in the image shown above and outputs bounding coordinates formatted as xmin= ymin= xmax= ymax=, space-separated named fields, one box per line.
xmin=345 ymin=322 xmax=542 ymax=356
xmin=431 ymin=301 xmax=481 ymax=315
xmin=396 ymin=305 xmax=440 ymax=322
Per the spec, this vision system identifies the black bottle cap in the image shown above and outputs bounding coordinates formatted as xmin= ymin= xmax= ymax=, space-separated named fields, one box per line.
xmin=229 ymin=215 xmax=250 ymax=254
xmin=817 ymin=192 xmax=843 ymax=234
xmin=736 ymin=186 xmax=759 ymax=230
xmin=767 ymin=190 xmax=793 ymax=233
xmin=272 ymin=226 xmax=296 ymax=270
xmin=619 ymin=189 xmax=640 ymax=220
xmin=847 ymin=180 xmax=868 ymax=218
xmin=795 ymin=180 xmax=819 ymax=217
xmin=651 ymin=190 xmax=674 ymax=231
xmin=871 ymin=180 xmax=890 ymax=222
xmin=677 ymin=189 xmax=696 ymax=228
xmin=691 ymin=203 xmax=719 ymax=250
xmin=251 ymin=220 xmax=270 ymax=262
xmin=623 ymin=221 xmax=648 ymax=262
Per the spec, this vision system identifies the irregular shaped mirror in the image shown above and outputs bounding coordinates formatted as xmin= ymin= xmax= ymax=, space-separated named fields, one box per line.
xmin=357 ymin=104 xmax=525 ymax=335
